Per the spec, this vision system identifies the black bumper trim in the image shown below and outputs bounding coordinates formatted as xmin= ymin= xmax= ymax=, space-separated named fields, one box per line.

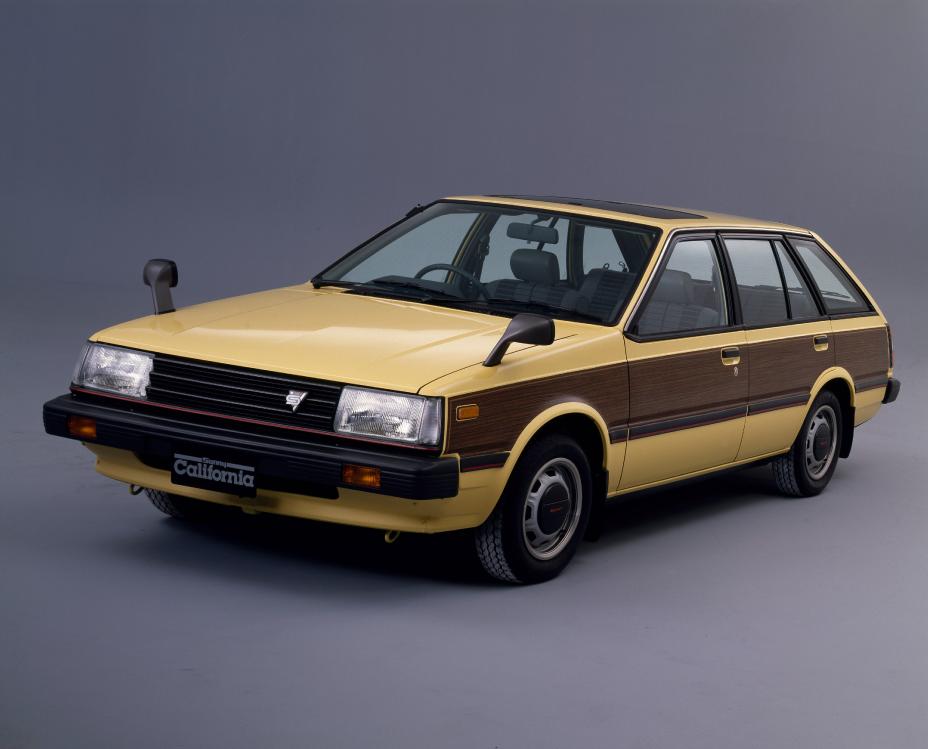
xmin=855 ymin=374 xmax=890 ymax=392
xmin=883 ymin=377 xmax=901 ymax=404
xmin=459 ymin=452 xmax=509 ymax=472
xmin=43 ymin=395 xmax=459 ymax=500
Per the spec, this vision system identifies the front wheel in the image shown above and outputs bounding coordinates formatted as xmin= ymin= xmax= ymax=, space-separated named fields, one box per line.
xmin=474 ymin=435 xmax=592 ymax=584
xmin=773 ymin=390 xmax=843 ymax=497
xmin=145 ymin=489 xmax=219 ymax=520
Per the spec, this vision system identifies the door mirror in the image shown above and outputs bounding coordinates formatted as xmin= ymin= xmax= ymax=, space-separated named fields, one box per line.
xmin=483 ymin=313 xmax=555 ymax=367
xmin=143 ymin=259 xmax=178 ymax=315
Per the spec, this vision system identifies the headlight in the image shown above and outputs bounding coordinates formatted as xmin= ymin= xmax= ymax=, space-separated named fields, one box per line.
xmin=72 ymin=343 xmax=154 ymax=399
xmin=334 ymin=386 xmax=443 ymax=446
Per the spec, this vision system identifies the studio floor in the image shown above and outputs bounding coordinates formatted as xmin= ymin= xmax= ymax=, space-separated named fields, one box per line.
xmin=2 ymin=284 xmax=926 ymax=749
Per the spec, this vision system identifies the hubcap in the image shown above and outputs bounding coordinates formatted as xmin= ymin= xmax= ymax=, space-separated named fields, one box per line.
xmin=522 ymin=458 xmax=583 ymax=561
xmin=804 ymin=404 xmax=838 ymax=480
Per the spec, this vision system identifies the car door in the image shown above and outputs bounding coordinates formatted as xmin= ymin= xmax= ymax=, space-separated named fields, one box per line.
xmin=720 ymin=235 xmax=835 ymax=460
xmin=620 ymin=234 xmax=748 ymax=489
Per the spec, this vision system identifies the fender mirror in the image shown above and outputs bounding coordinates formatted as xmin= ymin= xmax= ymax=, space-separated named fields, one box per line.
xmin=143 ymin=259 xmax=178 ymax=315
xmin=483 ymin=313 xmax=555 ymax=367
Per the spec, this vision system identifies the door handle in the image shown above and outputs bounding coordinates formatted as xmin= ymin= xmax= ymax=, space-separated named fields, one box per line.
xmin=813 ymin=334 xmax=829 ymax=351
xmin=721 ymin=346 xmax=741 ymax=365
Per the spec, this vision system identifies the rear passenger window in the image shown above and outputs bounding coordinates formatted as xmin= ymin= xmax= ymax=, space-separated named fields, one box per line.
xmin=725 ymin=238 xmax=788 ymax=326
xmin=792 ymin=238 xmax=869 ymax=314
xmin=773 ymin=241 xmax=819 ymax=319
xmin=636 ymin=239 xmax=728 ymax=336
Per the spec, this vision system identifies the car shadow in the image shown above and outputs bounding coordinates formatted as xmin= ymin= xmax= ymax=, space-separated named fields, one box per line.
xmin=112 ymin=499 xmax=490 ymax=592
xmin=594 ymin=464 xmax=784 ymax=548
xmin=105 ymin=463 xmax=787 ymax=594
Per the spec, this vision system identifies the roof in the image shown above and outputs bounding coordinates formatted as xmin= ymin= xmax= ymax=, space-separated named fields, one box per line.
xmin=444 ymin=194 xmax=810 ymax=234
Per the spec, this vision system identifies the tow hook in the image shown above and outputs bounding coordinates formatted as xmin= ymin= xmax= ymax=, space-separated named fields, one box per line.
xmin=384 ymin=530 xmax=401 ymax=544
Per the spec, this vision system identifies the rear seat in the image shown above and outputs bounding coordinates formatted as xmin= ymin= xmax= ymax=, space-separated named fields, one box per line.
xmin=485 ymin=249 xmax=637 ymax=318
xmin=737 ymin=285 xmax=788 ymax=326
xmin=636 ymin=269 xmax=720 ymax=335
xmin=574 ymin=267 xmax=636 ymax=319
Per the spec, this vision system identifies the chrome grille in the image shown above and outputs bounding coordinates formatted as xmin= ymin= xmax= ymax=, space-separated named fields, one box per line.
xmin=147 ymin=355 xmax=342 ymax=431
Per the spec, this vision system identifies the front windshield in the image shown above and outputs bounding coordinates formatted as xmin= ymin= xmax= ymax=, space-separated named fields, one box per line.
xmin=317 ymin=202 xmax=661 ymax=325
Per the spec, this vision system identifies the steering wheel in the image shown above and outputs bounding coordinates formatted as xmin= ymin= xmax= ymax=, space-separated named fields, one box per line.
xmin=413 ymin=263 xmax=488 ymax=299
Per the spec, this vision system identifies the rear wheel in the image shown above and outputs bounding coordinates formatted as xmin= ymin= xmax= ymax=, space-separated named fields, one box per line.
xmin=773 ymin=390 xmax=843 ymax=497
xmin=474 ymin=435 xmax=592 ymax=584
xmin=145 ymin=489 xmax=218 ymax=520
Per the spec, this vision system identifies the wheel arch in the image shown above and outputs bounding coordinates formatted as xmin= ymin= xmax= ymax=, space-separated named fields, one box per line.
xmin=808 ymin=367 xmax=856 ymax=459
xmin=478 ymin=403 xmax=611 ymax=540
xmin=473 ymin=402 xmax=607 ymax=490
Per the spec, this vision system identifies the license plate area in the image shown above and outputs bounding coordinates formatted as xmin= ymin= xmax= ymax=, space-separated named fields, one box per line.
xmin=171 ymin=449 xmax=257 ymax=498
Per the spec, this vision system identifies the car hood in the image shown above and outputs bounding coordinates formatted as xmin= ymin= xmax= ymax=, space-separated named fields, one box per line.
xmin=91 ymin=285 xmax=555 ymax=392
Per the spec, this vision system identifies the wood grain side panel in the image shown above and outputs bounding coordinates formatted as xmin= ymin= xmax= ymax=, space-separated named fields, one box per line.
xmin=627 ymin=347 xmax=749 ymax=426
xmin=446 ymin=364 xmax=628 ymax=456
xmin=747 ymin=335 xmax=834 ymax=403
xmin=834 ymin=327 xmax=889 ymax=386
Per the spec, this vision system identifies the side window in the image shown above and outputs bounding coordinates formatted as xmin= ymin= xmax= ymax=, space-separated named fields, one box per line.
xmin=480 ymin=213 xmax=568 ymax=282
xmin=636 ymin=239 xmax=729 ymax=336
xmin=725 ymin=238 xmax=788 ymax=326
xmin=773 ymin=240 xmax=819 ymax=319
xmin=581 ymin=225 xmax=628 ymax=273
xmin=792 ymin=238 xmax=869 ymax=314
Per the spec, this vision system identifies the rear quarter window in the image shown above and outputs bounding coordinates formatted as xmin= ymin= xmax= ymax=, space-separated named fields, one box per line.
xmin=791 ymin=238 xmax=870 ymax=314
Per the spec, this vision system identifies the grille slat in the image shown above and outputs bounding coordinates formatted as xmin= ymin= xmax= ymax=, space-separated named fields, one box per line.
xmin=157 ymin=357 xmax=341 ymax=392
xmin=147 ymin=355 xmax=342 ymax=432
xmin=146 ymin=386 xmax=334 ymax=423
xmin=153 ymin=359 xmax=342 ymax=394
xmin=150 ymin=370 xmax=290 ymax=400
xmin=148 ymin=372 xmax=337 ymax=411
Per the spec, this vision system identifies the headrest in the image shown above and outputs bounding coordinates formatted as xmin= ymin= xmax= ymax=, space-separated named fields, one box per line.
xmin=510 ymin=248 xmax=559 ymax=285
xmin=652 ymin=269 xmax=693 ymax=304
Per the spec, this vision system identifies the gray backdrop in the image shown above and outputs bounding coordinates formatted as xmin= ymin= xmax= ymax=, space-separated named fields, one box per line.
xmin=2 ymin=2 xmax=926 ymax=748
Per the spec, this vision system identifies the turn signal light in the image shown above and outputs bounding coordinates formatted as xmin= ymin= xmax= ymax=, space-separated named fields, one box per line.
xmin=456 ymin=404 xmax=480 ymax=421
xmin=67 ymin=415 xmax=97 ymax=439
xmin=342 ymin=463 xmax=381 ymax=489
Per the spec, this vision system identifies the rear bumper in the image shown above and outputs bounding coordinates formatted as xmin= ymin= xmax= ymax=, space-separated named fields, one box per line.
xmin=883 ymin=377 xmax=901 ymax=404
xmin=43 ymin=394 xmax=459 ymax=500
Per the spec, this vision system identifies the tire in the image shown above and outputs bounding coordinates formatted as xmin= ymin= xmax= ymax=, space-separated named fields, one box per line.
xmin=145 ymin=489 xmax=217 ymax=520
xmin=773 ymin=389 xmax=843 ymax=497
xmin=474 ymin=434 xmax=592 ymax=584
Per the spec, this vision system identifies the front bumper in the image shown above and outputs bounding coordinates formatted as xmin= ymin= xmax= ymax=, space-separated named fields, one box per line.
xmin=43 ymin=394 xmax=459 ymax=500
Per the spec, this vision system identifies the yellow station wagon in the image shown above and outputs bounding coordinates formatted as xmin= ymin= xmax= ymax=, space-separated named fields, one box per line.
xmin=43 ymin=196 xmax=900 ymax=583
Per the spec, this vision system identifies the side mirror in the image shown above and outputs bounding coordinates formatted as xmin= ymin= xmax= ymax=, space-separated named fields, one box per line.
xmin=143 ymin=259 xmax=178 ymax=315
xmin=483 ymin=313 xmax=555 ymax=367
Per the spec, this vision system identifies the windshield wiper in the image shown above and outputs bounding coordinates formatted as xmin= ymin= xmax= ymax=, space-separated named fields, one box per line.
xmin=344 ymin=280 xmax=469 ymax=305
xmin=317 ymin=277 xmax=606 ymax=322
xmin=310 ymin=278 xmax=356 ymax=289
xmin=484 ymin=298 xmax=606 ymax=324
xmin=367 ymin=278 xmax=466 ymax=300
